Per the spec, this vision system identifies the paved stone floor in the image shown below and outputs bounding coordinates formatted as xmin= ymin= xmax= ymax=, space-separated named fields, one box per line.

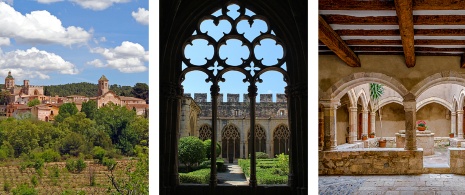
xmin=319 ymin=174 xmax=465 ymax=195
xmin=319 ymin=147 xmax=463 ymax=195
xmin=217 ymin=163 xmax=248 ymax=186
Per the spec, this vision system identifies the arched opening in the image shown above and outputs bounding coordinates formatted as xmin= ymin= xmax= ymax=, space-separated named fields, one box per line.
xmin=247 ymin=124 xmax=267 ymax=154
xmin=221 ymin=124 xmax=240 ymax=160
xmin=273 ymin=124 xmax=289 ymax=156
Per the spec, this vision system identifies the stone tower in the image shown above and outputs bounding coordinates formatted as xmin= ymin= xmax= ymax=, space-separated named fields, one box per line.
xmin=4 ymin=71 xmax=14 ymax=89
xmin=98 ymin=75 xmax=109 ymax=96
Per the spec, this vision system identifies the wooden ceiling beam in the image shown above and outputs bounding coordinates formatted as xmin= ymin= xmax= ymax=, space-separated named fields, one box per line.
xmin=320 ymin=46 xmax=465 ymax=52
xmin=343 ymin=39 xmax=465 ymax=45
xmin=323 ymin=15 xmax=465 ymax=25
xmin=319 ymin=0 xmax=465 ymax=10
xmin=336 ymin=29 xmax=465 ymax=36
xmin=319 ymin=0 xmax=395 ymax=10
xmin=318 ymin=15 xmax=360 ymax=67
xmin=395 ymin=0 xmax=416 ymax=67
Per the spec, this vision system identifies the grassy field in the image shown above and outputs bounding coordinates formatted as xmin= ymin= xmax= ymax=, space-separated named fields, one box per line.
xmin=0 ymin=159 xmax=136 ymax=194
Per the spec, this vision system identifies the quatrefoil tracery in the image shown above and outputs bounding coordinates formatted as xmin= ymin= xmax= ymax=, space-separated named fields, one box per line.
xmin=180 ymin=2 xmax=288 ymax=85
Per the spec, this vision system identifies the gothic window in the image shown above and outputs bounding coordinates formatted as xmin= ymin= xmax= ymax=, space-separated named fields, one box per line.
xmin=199 ymin=124 xmax=212 ymax=141
xmin=248 ymin=124 xmax=267 ymax=154
xmin=221 ymin=124 xmax=240 ymax=159
xmin=273 ymin=124 xmax=290 ymax=155
xmin=179 ymin=1 xmax=288 ymax=187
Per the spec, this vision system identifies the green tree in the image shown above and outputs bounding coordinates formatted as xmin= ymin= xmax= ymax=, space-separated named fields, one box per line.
xmin=55 ymin=102 xmax=79 ymax=123
xmin=0 ymin=90 xmax=11 ymax=105
xmin=94 ymin=102 xmax=138 ymax=155
xmin=369 ymin=83 xmax=384 ymax=136
xmin=179 ymin=136 xmax=206 ymax=170
xmin=81 ymin=100 xmax=97 ymax=120
xmin=131 ymin=83 xmax=149 ymax=103
xmin=203 ymin=139 xmax=221 ymax=159
xmin=27 ymin=99 xmax=41 ymax=107
xmin=59 ymin=131 xmax=85 ymax=156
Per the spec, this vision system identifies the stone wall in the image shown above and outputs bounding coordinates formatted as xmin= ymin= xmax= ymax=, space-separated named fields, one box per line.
xmin=417 ymin=103 xmax=451 ymax=137
xmin=337 ymin=107 xmax=349 ymax=145
xmin=188 ymin=93 xmax=288 ymax=118
xmin=375 ymin=103 xmax=405 ymax=137
xmin=449 ymin=148 xmax=465 ymax=174
xmin=319 ymin=149 xmax=424 ymax=175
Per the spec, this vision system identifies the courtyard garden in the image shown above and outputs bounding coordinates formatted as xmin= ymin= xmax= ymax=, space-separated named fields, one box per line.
xmin=178 ymin=136 xmax=289 ymax=185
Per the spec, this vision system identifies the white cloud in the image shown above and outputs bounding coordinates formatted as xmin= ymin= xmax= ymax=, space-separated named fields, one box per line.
xmin=70 ymin=0 xmax=130 ymax=11
xmin=0 ymin=37 xmax=10 ymax=46
xmin=132 ymin=7 xmax=148 ymax=25
xmin=89 ymin=41 xmax=148 ymax=73
xmin=0 ymin=2 xmax=91 ymax=45
xmin=36 ymin=0 xmax=63 ymax=3
xmin=0 ymin=0 xmax=13 ymax=5
xmin=0 ymin=47 xmax=79 ymax=80
xmin=87 ymin=59 xmax=104 ymax=67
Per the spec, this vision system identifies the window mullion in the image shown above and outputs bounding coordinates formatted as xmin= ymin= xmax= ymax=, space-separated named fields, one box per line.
xmin=210 ymin=83 xmax=219 ymax=188
xmin=248 ymin=83 xmax=258 ymax=187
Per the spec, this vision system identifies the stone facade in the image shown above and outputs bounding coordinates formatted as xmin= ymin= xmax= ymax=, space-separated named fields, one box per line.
xmin=181 ymin=93 xmax=290 ymax=159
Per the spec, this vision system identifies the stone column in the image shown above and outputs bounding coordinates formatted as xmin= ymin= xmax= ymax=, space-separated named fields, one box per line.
xmin=362 ymin=109 xmax=369 ymax=136
xmin=451 ymin=111 xmax=456 ymax=137
xmin=370 ymin=111 xmax=376 ymax=136
xmin=322 ymin=101 xmax=338 ymax=151
xmin=403 ymin=94 xmax=417 ymax=150
xmin=458 ymin=110 xmax=464 ymax=139
xmin=348 ymin=107 xmax=358 ymax=143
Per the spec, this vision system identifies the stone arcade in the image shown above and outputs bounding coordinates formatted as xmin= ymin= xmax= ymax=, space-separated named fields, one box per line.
xmin=160 ymin=0 xmax=307 ymax=194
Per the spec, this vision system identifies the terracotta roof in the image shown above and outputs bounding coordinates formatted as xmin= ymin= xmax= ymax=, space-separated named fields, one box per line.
xmin=99 ymin=75 xmax=109 ymax=81
xmin=120 ymin=96 xmax=145 ymax=101
xmin=125 ymin=104 xmax=149 ymax=109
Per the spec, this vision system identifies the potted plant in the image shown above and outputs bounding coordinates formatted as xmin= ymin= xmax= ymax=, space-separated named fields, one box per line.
xmin=378 ymin=138 xmax=387 ymax=148
xmin=369 ymin=132 xmax=375 ymax=138
xmin=417 ymin=120 xmax=426 ymax=131
xmin=450 ymin=132 xmax=454 ymax=138
xmin=362 ymin=134 xmax=368 ymax=141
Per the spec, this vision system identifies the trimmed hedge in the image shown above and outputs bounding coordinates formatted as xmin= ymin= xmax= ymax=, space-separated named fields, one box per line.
xmin=238 ymin=158 xmax=288 ymax=185
xmin=179 ymin=168 xmax=211 ymax=184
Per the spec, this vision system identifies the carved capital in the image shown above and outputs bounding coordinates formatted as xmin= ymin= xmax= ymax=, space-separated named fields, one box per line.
xmin=248 ymin=84 xmax=258 ymax=98
xmin=285 ymin=83 xmax=307 ymax=98
xmin=210 ymin=83 xmax=220 ymax=97
xmin=160 ymin=82 xmax=183 ymax=100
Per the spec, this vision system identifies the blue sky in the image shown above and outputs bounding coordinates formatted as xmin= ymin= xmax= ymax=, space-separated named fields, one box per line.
xmin=0 ymin=0 xmax=148 ymax=86
xmin=181 ymin=4 xmax=287 ymax=102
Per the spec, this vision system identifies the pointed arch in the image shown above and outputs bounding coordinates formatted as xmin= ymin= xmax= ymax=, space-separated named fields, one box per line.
xmin=198 ymin=123 xmax=212 ymax=141
xmin=247 ymin=124 xmax=267 ymax=154
xmin=356 ymin=89 xmax=369 ymax=110
xmin=221 ymin=123 xmax=240 ymax=159
xmin=273 ymin=123 xmax=290 ymax=156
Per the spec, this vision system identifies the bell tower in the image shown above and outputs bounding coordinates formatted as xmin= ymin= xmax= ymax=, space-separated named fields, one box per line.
xmin=98 ymin=75 xmax=109 ymax=96
xmin=4 ymin=71 xmax=14 ymax=90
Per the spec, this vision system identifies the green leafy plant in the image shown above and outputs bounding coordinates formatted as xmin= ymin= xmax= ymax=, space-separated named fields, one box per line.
xmin=369 ymin=83 xmax=384 ymax=137
xmin=178 ymin=136 xmax=206 ymax=171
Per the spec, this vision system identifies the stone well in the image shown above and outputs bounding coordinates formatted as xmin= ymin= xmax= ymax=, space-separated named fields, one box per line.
xmin=395 ymin=130 xmax=434 ymax=156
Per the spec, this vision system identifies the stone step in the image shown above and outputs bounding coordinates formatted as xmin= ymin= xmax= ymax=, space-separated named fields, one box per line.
xmin=422 ymin=166 xmax=450 ymax=174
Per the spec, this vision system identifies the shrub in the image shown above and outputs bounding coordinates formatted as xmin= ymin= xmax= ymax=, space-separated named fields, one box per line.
xmin=256 ymin=152 xmax=269 ymax=159
xmin=30 ymin=175 xmax=38 ymax=187
xmin=3 ymin=181 xmax=11 ymax=192
xmin=12 ymin=184 xmax=37 ymax=195
xmin=275 ymin=153 xmax=289 ymax=175
xmin=66 ymin=158 xmax=87 ymax=173
xmin=92 ymin=146 xmax=107 ymax=164
xmin=179 ymin=136 xmax=206 ymax=171
xmin=102 ymin=157 xmax=117 ymax=171
xmin=179 ymin=168 xmax=210 ymax=184
xmin=0 ymin=149 xmax=8 ymax=161
xmin=203 ymin=139 xmax=221 ymax=159
xmin=40 ymin=149 xmax=60 ymax=163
